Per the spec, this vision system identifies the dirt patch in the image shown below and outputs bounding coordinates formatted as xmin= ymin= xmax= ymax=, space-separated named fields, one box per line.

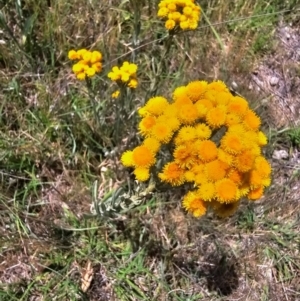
xmin=250 ymin=24 xmax=300 ymax=128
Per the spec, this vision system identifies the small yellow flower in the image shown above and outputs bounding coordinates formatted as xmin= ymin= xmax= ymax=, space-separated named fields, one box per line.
xmin=258 ymin=131 xmax=268 ymax=146
xmin=69 ymin=48 xmax=102 ymax=79
xmin=92 ymin=62 xmax=102 ymax=73
xmin=90 ymin=51 xmax=102 ymax=63
xmin=128 ymin=64 xmax=138 ymax=76
xmin=128 ymin=78 xmax=138 ymax=88
xmin=107 ymin=71 xmax=120 ymax=81
xmin=234 ymin=149 xmax=255 ymax=172
xmin=112 ymin=90 xmax=120 ymax=99
xmin=72 ymin=63 xmax=84 ymax=74
xmin=86 ymin=67 xmax=96 ymax=77
xmin=82 ymin=51 xmax=92 ymax=64
xmin=76 ymin=72 xmax=86 ymax=80
xmin=165 ymin=19 xmax=176 ymax=30
xmin=179 ymin=21 xmax=189 ymax=30
xmin=157 ymin=7 xmax=169 ymax=17
xmin=121 ymin=72 xmax=130 ymax=82
xmin=77 ymin=49 xmax=88 ymax=59
xmin=183 ymin=7 xmax=193 ymax=16
xmin=108 ymin=62 xmax=138 ymax=88
xmin=68 ymin=50 xmax=78 ymax=60
xmin=167 ymin=3 xmax=177 ymax=12
xmin=175 ymin=126 xmax=197 ymax=145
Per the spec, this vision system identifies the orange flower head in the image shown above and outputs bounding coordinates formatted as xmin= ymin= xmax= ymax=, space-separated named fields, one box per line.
xmin=132 ymin=145 xmax=155 ymax=168
xmin=139 ymin=116 xmax=156 ymax=136
xmin=186 ymin=81 xmax=208 ymax=102
xmin=182 ymin=191 xmax=207 ymax=218
xmin=228 ymin=96 xmax=249 ymax=116
xmin=184 ymin=171 xmax=195 ymax=182
xmin=195 ymin=98 xmax=214 ymax=110
xmin=218 ymin=149 xmax=234 ymax=166
xmin=194 ymin=102 xmax=208 ymax=118
xmin=174 ymin=94 xmax=193 ymax=110
xmin=143 ymin=137 xmax=161 ymax=154
xmin=197 ymin=182 xmax=215 ymax=201
xmin=158 ymin=114 xmax=180 ymax=132
xmin=243 ymin=109 xmax=261 ymax=131
xmin=215 ymin=91 xmax=231 ymax=106
xmin=205 ymin=160 xmax=227 ymax=182
xmin=144 ymin=96 xmax=170 ymax=116
xmin=215 ymin=178 xmax=238 ymax=203
xmin=204 ymin=90 xmax=217 ymax=104
xmin=225 ymin=113 xmax=241 ymax=127
xmin=175 ymin=126 xmax=197 ymax=145
xmin=207 ymin=80 xmax=229 ymax=92
xmin=174 ymin=144 xmax=195 ymax=168
xmin=197 ymin=140 xmax=218 ymax=162
xmin=227 ymin=168 xmax=243 ymax=185
xmin=248 ymin=186 xmax=264 ymax=200
xmin=248 ymin=170 xmax=263 ymax=188
xmin=227 ymin=124 xmax=246 ymax=136
xmin=173 ymin=86 xmax=188 ymax=102
xmin=177 ymin=103 xmax=199 ymax=124
xmin=159 ymin=162 xmax=185 ymax=186
xmin=235 ymin=149 xmax=256 ymax=173
xmin=206 ymin=106 xmax=227 ymax=128
xmin=221 ymin=132 xmax=244 ymax=155
xmin=194 ymin=123 xmax=212 ymax=140
xmin=254 ymin=156 xmax=272 ymax=178
xmin=151 ymin=122 xmax=173 ymax=143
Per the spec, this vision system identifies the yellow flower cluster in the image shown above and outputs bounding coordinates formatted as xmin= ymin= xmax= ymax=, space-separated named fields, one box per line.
xmin=108 ymin=61 xmax=138 ymax=89
xmin=121 ymin=80 xmax=272 ymax=218
xmin=157 ymin=0 xmax=201 ymax=30
xmin=68 ymin=49 xmax=103 ymax=80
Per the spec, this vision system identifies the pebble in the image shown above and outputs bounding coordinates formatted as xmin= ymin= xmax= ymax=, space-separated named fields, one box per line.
xmin=272 ymin=149 xmax=289 ymax=160
xmin=231 ymin=81 xmax=238 ymax=90
xmin=269 ymin=76 xmax=279 ymax=86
